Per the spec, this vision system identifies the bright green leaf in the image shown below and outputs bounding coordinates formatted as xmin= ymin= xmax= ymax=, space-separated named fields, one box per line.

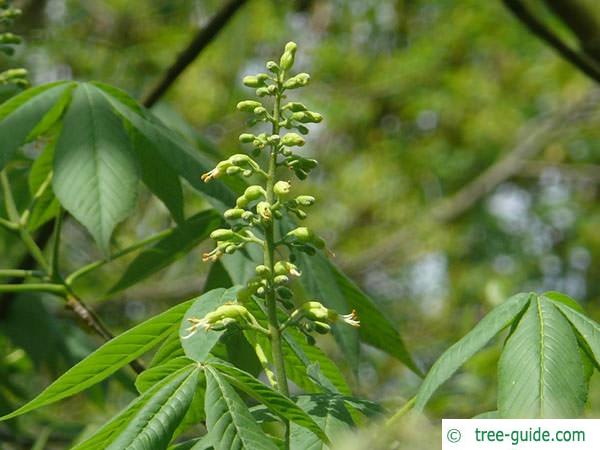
xmin=180 ymin=287 xmax=240 ymax=363
xmin=107 ymin=367 xmax=199 ymax=449
xmin=109 ymin=210 xmax=221 ymax=293
xmin=553 ymin=301 xmax=600 ymax=366
xmin=208 ymin=357 xmax=329 ymax=445
xmin=414 ymin=292 xmax=531 ymax=412
xmin=498 ymin=296 xmax=587 ymax=418
xmin=204 ymin=366 xmax=278 ymax=450
xmin=0 ymin=299 xmax=193 ymax=421
xmin=135 ymin=357 xmax=194 ymax=393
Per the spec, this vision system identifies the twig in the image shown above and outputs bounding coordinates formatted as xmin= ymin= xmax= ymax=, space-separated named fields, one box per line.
xmin=502 ymin=0 xmax=600 ymax=84
xmin=141 ymin=0 xmax=249 ymax=107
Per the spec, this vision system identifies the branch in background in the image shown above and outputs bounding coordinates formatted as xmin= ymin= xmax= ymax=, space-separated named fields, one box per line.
xmin=343 ymin=89 xmax=600 ymax=272
xmin=518 ymin=160 xmax=600 ymax=183
xmin=502 ymin=0 xmax=600 ymax=84
xmin=541 ymin=0 xmax=600 ymax=62
xmin=141 ymin=0 xmax=249 ymax=107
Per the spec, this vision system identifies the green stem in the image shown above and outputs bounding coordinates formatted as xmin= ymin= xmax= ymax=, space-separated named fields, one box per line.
xmin=65 ymin=227 xmax=173 ymax=286
xmin=385 ymin=396 xmax=416 ymax=427
xmin=264 ymin=79 xmax=290 ymax=449
xmin=20 ymin=170 xmax=52 ymax=228
xmin=1 ymin=170 xmax=51 ymax=273
xmin=50 ymin=208 xmax=64 ymax=280
xmin=0 ymin=217 xmax=18 ymax=231
xmin=0 ymin=269 xmax=45 ymax=278
xmin=264 ymin=86 xmax=289 ymax=397
xmin=0 ymin=283 xmax=67 ymax=295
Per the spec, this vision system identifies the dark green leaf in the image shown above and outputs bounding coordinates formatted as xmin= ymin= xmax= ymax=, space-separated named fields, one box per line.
xmin=53 ymin=83 xmax=139 ymax=253
xmin=290 ymin=395 xmax=355 ymax=450
xmin=109 ymin=210 xmax=221 ymax=293
xmin=27 ymin=137 xmax=59 ymax=231
xmin=0 ymin=81 xmax=73 ymax=170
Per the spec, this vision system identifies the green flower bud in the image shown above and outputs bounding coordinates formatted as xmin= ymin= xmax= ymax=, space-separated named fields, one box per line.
xmin=274 ymin=210 xmax=283 ymax=219
xmin=286 ymin=226 xmax=313 ymax=242
xmin=244 ymin=185 xmax=266 ymax=201
xmin=282 ymin=133 xmax=305 ymax=147
xmin=268 ymin=134 xmax=280 ymax=144
xmin=242 ymin=75 xmax=264 ymax=88
xmin=0 ymin=32 xmax=21 ymax=45
xmin=256 ymin=87 xmax=269 ymax=97
xmin=230 ymin=154 xmax=254 ymax=166
xmin=239 ymin=133 xmax=255 ymax=143
xmin=284 ymin=102 xmax=308 ymax=112
xmin=254 ymin=106 xmax=268 ymax=116
xmin=226 ymin=166 xmax=241 ymax=175
xmin=237 ymin=100 xmax=262 ymax=112
xmin=182 ymin=303 xmax=255 ymax=338
xmin=267 ymin=84 xmax=277 ymax=95
xmin=241 ymin=211 xmax=254 ymax=221
xmin=255 ymin=265 xmax=270 ymax=276
xmin=297 ymin=124 xmax=309 ymax=135
xmin=242 ymin=169 xmax=253 ymax=177
xmin=274 ymin=261 xmax=301 ymax=277
xmin=280 ymin=41 xmax=297 ymax=70
xmin=292 ymin=111 xmax=323 ymax=124
xmin=296 ymin=195 xmax=315 ymax=206
xmin=283 ymin=73 xmax=310 ymax=89
xmin=266 ymin=60 xmax=279 ymax=73
xmin=274 ymin=180 xmax=291 ymax=197
xmin=210 ymin=228 xmax=236 ymax=241
xmin=224 ymin=208 xmax=245 ymax=220
xmin=274 ymin=275 xmax=289 ymax=285
xmin=236 ymin=196 xmax=249 ymax=208
xmin=293 ymin=209 xmax=307 ymax=220
xmin=256 ymin=201 xmax=272 ymax=221
xmin=224 ymin=244 xmax=237 ymax=254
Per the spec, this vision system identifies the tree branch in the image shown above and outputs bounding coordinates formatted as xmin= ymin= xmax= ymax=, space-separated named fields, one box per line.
xmin=502 ymin=0 xmax=600 ymax=84
xmin=141 ymin=0 xmax=249 ymax=107
xmin=343 ymin=89 xmax=600 ymax=272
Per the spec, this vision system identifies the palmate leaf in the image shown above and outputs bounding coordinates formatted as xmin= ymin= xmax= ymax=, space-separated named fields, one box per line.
xmin=107 ymin=367 xmax=199 ymax=450
xmin=414 ymin=293 xmax=531 ymax=412
xmin=204 ymin=366 xmax=278 ymax=450
xmin=109 ymin=210 xmax=222 ymax=293
xmin=289 ymin=395 xmax=355 ymax=450
xmin=0 ymin=80 xmax=238 ymax=252
xmin=72 ymin=364 xmax=199 ymax=450
xmin=53 ymin=82 xmax=140 ymax=254
xmin=207 ymin=357 xmax=329 ymax=444
xmin=498 ymin=296 xmax=587 ymax=418
xmin=92 ymin=81 xmax=238 ymax=211
xmin=0 ymin=299 xmax=194 ymax=421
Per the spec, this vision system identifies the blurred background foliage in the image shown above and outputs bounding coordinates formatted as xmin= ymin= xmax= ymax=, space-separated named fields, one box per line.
xmin=2 ymin=0 xmax=600 ymax=447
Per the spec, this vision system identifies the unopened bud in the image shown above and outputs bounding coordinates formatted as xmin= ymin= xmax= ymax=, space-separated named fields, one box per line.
xmin=274 ymin=275 xmax=289 ymax=285
xmin=266 ymin=61 xmax=279 ymax=73
xmin=239 ymin=133 xmax=255 ymax=143
xmin=224 ymin=208 xmax=245 ymax=220
xmin=282 ymin=133 xmax=305 ymax=147
xmin=295 ymin=195 xmax=315 ymax=206
xmin=210 ymin=229 xmax=236 ymax=241
xmin=283 ymin=73 xmax=310 ymax=89
xmin=256 ymin=87 xmax=269 ymax=97
xmin=237 ymin=100 xmax=262 ymax=112
xmin=284 ymin=102 xmax=308 ymax=112
xmin=280 ymin=41 xmax=297 ymax=70
xmin=244 ymin=185 xmax=266 ymax=201
xmin=255 ymin=265 xmax=270 ymax=276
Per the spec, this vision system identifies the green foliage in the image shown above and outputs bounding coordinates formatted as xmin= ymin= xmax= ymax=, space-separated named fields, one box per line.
xmin=414 ymin=292 xmax=600 ymax=418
